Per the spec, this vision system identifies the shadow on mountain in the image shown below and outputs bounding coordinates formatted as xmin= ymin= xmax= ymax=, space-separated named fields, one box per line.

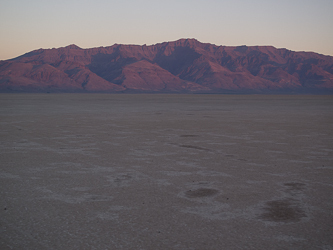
xmin=154 ymin=47 xmax=201 ymax=76
xmin=88 ymin=51 xmax=137 ymax=85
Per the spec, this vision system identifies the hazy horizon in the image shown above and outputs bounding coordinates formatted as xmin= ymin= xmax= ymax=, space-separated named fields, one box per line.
xmin=1 ymin=0 xmax=333 ymax=60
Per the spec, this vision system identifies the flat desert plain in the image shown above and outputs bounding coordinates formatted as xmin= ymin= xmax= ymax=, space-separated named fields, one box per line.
xmin=0 ymin=94 xmax=332 ymax=250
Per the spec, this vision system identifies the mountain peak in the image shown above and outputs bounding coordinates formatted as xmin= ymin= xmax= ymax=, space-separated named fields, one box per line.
xmin=172 ymin=38 xmax=202 ymax=46
xmin=64 ymin=44 xmax=81 ymax=49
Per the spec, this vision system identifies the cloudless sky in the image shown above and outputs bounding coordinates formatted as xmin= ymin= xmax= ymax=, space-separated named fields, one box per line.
xmin=0 ymin=0 xmax=332 ymax=60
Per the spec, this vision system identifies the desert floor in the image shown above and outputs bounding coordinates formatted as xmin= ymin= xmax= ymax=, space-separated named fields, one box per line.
xmin=0 ymin=94 xmax=332 ymax=249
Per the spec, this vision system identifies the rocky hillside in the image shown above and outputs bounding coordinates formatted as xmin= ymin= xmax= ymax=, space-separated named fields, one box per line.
xmin=0 ymin=39 xmax=332 ymax=93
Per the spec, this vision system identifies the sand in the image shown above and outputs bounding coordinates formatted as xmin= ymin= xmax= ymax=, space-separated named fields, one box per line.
xmin=0 ymin=94 xmax=332 ymax=249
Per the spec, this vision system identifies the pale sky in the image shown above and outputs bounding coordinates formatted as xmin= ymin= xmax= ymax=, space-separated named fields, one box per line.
xmin=0 ymin=0 xmax=332 ymax=60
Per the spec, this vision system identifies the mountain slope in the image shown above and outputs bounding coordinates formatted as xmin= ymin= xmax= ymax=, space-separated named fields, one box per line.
xmin=1 ymin=39 xmax=332 ymax=93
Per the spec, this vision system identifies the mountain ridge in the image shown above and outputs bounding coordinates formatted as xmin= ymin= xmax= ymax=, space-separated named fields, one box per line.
xmin=1 ymin=39 xmax=332 ymax=93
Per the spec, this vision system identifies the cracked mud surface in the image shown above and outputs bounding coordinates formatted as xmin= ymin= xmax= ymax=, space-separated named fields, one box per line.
xmin=0 ymin=94 xmax=332 ymax=249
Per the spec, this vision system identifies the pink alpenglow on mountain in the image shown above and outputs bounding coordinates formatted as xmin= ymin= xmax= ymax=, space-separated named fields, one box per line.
xmin=0 ymin=39 xmax=332 ymax=93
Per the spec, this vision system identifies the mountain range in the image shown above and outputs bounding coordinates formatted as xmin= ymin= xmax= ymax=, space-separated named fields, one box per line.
xmin=1 ymin=39 xmax=332 ymax=93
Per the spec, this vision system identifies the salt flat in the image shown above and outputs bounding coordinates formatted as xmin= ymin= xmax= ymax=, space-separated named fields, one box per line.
xmin=0 ymin=94 xmax=332 ymax=249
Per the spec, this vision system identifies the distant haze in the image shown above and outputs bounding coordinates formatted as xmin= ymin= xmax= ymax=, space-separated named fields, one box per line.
xmin=1 ymin=0 xmax=332 ymax=60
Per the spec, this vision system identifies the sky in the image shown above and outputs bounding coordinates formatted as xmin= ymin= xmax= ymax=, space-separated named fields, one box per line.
xmin=0 ymin=0 xmax=332 ymax=60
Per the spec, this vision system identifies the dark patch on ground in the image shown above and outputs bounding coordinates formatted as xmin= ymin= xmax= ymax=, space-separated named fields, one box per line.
xmin=180 ymin=135 xmax=199 ymax=138
xmin=114 ymin=174 xmax=132 ymax=183
xmin=179 ymin=144 xmax=211 ymax=151
xmin=284 ymin=182 xmax=306 ymax=193
xmin=259 ymin=198 xmax=306 ymax=223
xmin=185 ymin=188 xmax=219 ymax=198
